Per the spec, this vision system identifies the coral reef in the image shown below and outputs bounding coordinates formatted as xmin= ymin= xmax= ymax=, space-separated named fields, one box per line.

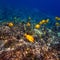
xmin=0 ymin=8 xmax=60 ymax=60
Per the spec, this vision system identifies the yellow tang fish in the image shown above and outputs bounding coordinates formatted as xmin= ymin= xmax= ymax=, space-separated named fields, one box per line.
xmin=35 ymin=24 xmax=41 ymax=29
xmin=39 ymin=19 xmax=49 ymax=25
xmin=39 ymin=21 xmax=43 ymax=25
xmin=41 ymin=20 xmax=46 ymax=24
xmin=55 ymin=17 xmax=60 ymax=20
xmin=8 ymin=22 xmax=14 ymax=27
xmin=55 ymin=22 xmax=60 ymax=26
xmin=26 ymin=22 xmax=31 ymax=27
xmin=24 ymin=33 xmax=34 ymax=43
xmin=45 ymin=19 xmax=49 ymax=23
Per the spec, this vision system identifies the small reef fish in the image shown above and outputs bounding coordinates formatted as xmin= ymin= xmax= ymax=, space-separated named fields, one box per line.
xmin=35 ymin=19 xmax=49 ymax=29
xmin=55 ymin=17 xmax=60 ymax=20
xmin=8 ymin=22 xmax=14 ymax=27
xmin=41 ymin=20 xmax=46 ymax=24
xmin=26 ymin=22 xmax=31 ymax=27
xmin=39 ymin=19 xmax=49 ymax=25
xmin=24 ymin=33 xmax=34 ymax=43
xmin=39 ymin=21 xmax=43 ymax=25
xmin=45 ymin=19 xmax=49 ymax=23
xmin=55 ymin=22 xmax=60 ymax=26
xmin=35 ymin=24 xmax=41 ymax=29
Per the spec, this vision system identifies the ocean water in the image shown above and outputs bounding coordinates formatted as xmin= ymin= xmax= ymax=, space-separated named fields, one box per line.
xmin=0 ymin=0 xmax=60 ymax=16
xmin=0 ymin=0 xmax=60 ymax=22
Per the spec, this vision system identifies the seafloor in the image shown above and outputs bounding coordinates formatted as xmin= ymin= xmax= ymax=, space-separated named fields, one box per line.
xmin=0 ymin=8 xmax=60 ymax=60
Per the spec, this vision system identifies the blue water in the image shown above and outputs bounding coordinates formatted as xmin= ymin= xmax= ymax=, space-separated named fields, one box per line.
xmin=0 ymin=0 xmax=60 ymax=16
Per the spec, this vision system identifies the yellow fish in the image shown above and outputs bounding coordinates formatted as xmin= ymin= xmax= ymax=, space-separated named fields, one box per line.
xmin=8 ymin=22 xmax=14 ymax=27
xmin=55 ymin=17 xmax=60 ymax=20
xmin=55 ymin=22 xmax=60 ymax=26
xmin=45 ymin=19 xmax=49 ymax=23
xmin=39 ymin=21 xmax=43 ymax=25
xmin=24 ymin=33 xmax=34 ymax=43
xmin=41 ymin=20 xmax=46 ymax=24
xmin=39 ymin=19 xmax=49 ymax=25
xmin=35 ymin=24 xmax=41 ymax=29
xmin=26 ymin=22 xmax=31 ymax=27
